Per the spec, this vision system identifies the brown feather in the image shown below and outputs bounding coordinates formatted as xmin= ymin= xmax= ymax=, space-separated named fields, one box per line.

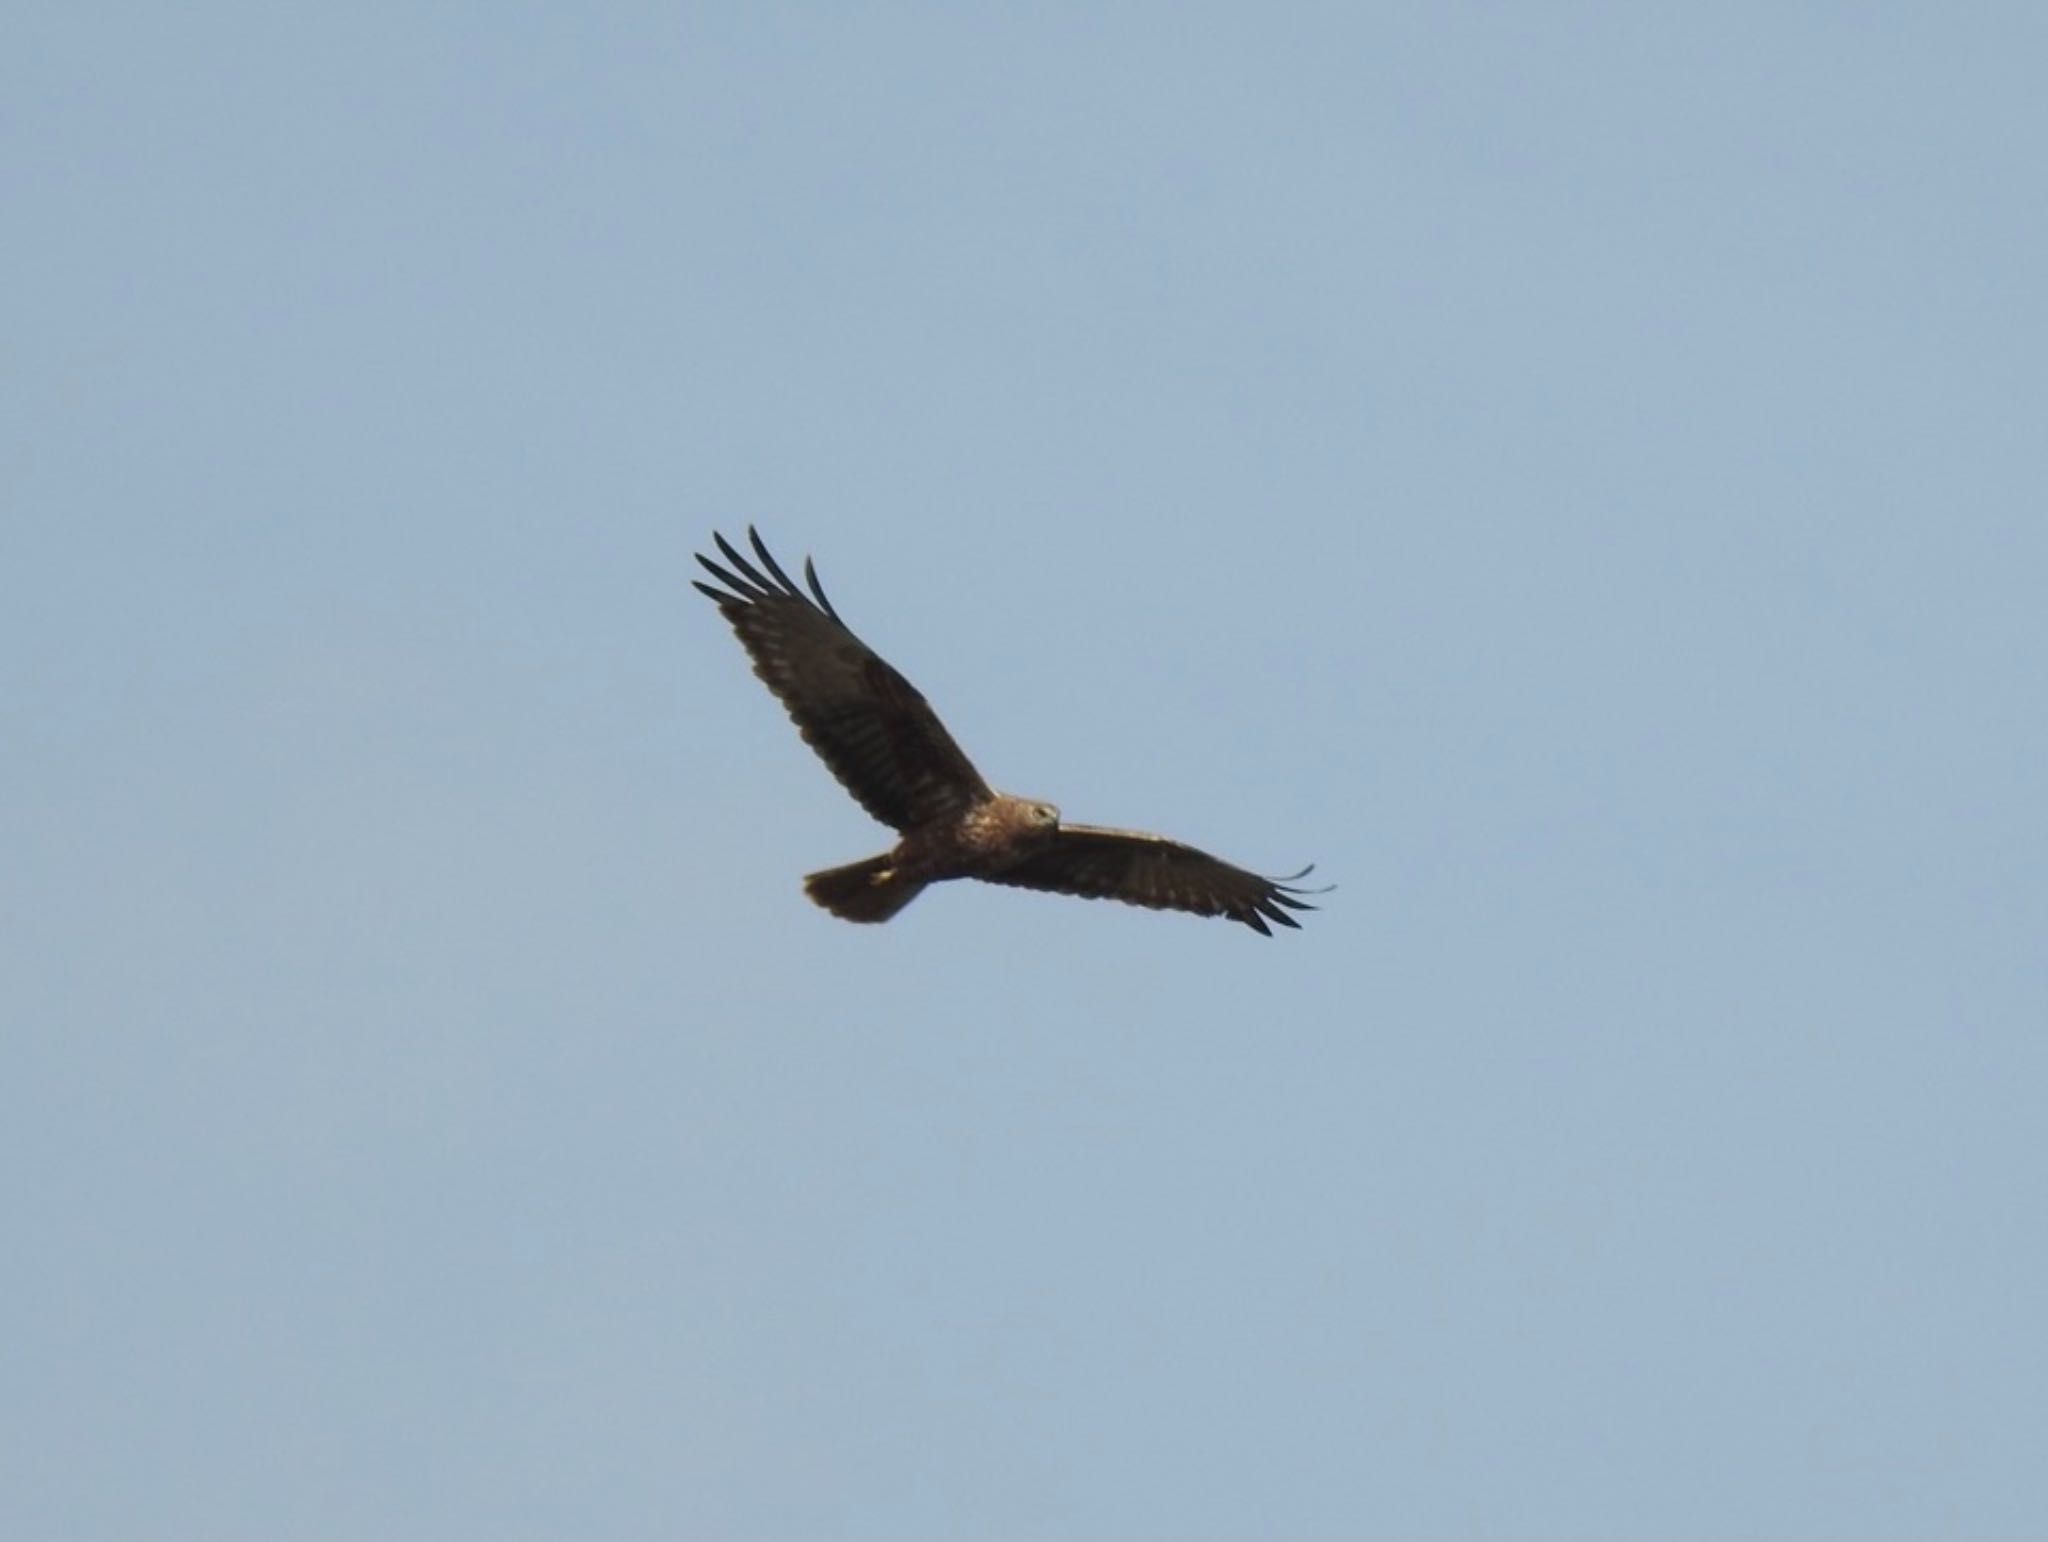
xmin=694 ymin=528 xmax=992 ymax=831
xmin=982 ymin=823 xmax=1326 ymax=936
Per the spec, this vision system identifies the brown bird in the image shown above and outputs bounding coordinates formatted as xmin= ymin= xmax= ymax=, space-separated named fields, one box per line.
xmin=694 ymin=528 xmax=1327 ymax=935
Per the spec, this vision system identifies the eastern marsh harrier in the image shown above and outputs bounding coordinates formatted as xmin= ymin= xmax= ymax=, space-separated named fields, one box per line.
xmin=694 ymin=529 xmax=1325 ymax=935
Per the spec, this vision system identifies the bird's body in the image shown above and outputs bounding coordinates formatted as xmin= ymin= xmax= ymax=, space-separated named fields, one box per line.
xmin=803 ymin=793 xmax=1062 ymax=923
xmin=694 ymin=528 xmax=1325 ymax=935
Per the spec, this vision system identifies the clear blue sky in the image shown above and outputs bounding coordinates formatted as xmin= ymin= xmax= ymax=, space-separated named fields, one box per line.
xmin=6 ymin=5 xmax=2045 ymax=1537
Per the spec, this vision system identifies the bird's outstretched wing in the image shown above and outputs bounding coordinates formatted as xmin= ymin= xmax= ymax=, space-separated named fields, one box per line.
xmin=694 ymin=528 xmax=992 ymax=831
xmin=982 ymin=823 xmax=1328 ymax=936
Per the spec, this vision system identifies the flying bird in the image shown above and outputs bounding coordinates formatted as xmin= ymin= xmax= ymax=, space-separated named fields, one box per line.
xmin=694 ymin=528 xmax=1326 ymax=935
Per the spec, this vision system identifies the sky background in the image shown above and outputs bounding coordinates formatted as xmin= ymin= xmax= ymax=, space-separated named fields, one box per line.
xmin=5 ymin=4 xmax=2046 ymax=1538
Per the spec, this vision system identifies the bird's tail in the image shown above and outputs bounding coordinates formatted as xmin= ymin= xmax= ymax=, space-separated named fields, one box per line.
xmin=804 ymin=854 xmax=925 ymax=924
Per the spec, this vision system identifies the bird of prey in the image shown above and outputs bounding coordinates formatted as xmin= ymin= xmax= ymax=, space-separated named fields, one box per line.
xmin=694 ymin=528 xmax=1326 ymax=935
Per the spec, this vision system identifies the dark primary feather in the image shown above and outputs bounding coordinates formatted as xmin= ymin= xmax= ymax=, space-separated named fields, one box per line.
xmin=693 ymin=528 xmax=992 ymax=831
xmin=984 ymin=823 xmax=1328 ymax=936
